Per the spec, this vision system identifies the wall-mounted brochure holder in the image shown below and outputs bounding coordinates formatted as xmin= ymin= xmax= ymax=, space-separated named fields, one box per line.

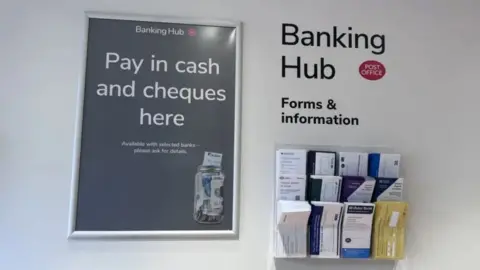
xmin=272 ymin=144 xmax=408 ymax=263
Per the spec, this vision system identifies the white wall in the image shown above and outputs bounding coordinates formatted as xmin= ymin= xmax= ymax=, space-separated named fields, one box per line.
xmin=1 ymin=1 xmax=480 ymax=270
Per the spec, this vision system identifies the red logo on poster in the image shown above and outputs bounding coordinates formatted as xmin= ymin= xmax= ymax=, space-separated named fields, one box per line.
xmin=188 ymin=28 xmax=196 ymax=36
xmin=359 ymin=60 xmax=386 ymax=80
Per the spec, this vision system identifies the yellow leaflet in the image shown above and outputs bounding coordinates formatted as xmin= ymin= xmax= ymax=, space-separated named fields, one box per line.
xmin=372 ymin=202 xmax=408 ymax=260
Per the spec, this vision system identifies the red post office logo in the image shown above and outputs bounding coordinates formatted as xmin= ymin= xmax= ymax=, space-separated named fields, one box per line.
xmin=359 ymin=60 xmax=386 ymax=80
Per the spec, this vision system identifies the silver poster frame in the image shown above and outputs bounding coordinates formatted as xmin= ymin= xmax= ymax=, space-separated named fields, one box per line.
xmin=68 ymin=11 xmax=242 ymax=240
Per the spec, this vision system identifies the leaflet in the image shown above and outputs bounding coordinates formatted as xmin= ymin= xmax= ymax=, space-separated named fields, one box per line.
xmin=276 ymin=149 xmax=307 ymax=175
xmin=372 ymin=177 xmax=404 ymax=202
xmin=338 ymin=152 xmax=369 ymax=177
xmin=277 ymin=175 xmax=307 ymax=201
xmin=276 ymin=200 xmax=311 ymax=258
xmin=340 ymin=176 xmax=376 ymax=203
xmin=308 ymin=175 xmax=342 ymax=202
xmin=307 ymin=151 xmax=336 ymax=175
xmin=368 ymin=153 xmax=401 ymax=178
xmin=341 ymin=203 xmax=375 ymax=259
xmin=308 ymin=202 xmax=343 ymax=258
xmin=372 ymin=202 xmax=408 ymax=260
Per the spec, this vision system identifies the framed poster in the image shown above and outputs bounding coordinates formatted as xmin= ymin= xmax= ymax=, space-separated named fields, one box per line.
xmin=68 ymin=12 xmax=242 ymax=239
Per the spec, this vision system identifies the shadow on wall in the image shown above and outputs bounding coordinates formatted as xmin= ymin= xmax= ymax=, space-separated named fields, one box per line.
xmin=0 ymin=134 xmax=9 ymax=186
xmin=0 ymin=133 xmax=7 ymax=169
xmin=0 ymin=133 xmax=11 ymax=206
xmin=275 ymin=258 xmax=395 ymax=270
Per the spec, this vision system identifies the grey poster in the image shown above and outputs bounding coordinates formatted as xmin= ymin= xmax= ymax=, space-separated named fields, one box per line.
xmin=74 ymin=17 xmax=237 ymax=231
